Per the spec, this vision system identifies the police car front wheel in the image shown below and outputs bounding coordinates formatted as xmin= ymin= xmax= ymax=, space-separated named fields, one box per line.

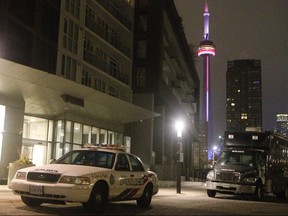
xmin=83 ymin=184 xmax=108 ymax=213
xmin=21 ymin=196 xmax=43 ymax=207
xmin=137 ymin=184 xmax=153 ymax=208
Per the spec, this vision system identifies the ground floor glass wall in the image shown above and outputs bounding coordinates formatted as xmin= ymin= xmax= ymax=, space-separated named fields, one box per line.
xmin=22 ymin=115 xmax=123 ymax=165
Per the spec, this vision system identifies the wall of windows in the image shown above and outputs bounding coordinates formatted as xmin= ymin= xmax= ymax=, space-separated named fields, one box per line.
xmin=22 ymin=115 xmax=124 ymax=165
xmin=22 ymin=116 xmax=54 ymax=166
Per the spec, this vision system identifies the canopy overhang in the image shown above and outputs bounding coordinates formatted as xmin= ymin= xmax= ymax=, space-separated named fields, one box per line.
xmin=0 ymin=58 xmax=159 ymax=123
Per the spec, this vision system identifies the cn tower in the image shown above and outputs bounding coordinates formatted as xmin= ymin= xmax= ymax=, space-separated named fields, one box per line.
xmin=198 ymin=0 xmax=215 ymax=164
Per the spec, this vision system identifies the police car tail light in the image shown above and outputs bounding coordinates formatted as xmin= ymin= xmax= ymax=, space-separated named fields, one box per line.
xmin=59 ymin=176 xmax=90 ymax=185
xmin=15 ymin=171 xmax=27 ymax=180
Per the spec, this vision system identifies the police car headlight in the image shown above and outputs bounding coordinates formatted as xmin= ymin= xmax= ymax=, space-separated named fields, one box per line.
xmin=206 ymin=170 xmax=215 ymax=181
xmin=59 ymin=176 xmax=90 ymax=185
xmin=15 ymin=171 xmax=27 ymax=180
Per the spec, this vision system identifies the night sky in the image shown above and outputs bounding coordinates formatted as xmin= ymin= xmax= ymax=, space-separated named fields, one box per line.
xmin=174 ymin=0 xmax=288 ymax=146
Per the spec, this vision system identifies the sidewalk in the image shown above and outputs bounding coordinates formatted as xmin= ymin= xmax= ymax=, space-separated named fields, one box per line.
xmin=0 ymin=184 xmax=11 ymax=192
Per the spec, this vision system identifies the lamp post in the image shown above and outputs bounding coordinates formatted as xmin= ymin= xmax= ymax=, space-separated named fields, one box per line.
xmin=218 ymin=135 xmax=223 ymax=148
xmin=175 ymin=120 xmax=184 ymax=194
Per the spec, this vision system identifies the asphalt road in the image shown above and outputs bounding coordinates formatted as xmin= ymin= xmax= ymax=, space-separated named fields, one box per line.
xmin=1 ymin=183 xmax=288 ymax=215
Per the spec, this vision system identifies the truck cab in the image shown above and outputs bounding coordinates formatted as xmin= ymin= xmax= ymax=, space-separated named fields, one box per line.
xmin=206 ymin=131 xmax=271 ymax=200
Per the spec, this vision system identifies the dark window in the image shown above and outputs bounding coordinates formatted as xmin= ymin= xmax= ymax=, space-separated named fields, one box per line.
xmin=128 ymin=154 xmax=145 ymax=171
xmin=115 ymin=153 xmax=130 ymax=171
xmin=56 ymin=150 xmax=115 ymax=169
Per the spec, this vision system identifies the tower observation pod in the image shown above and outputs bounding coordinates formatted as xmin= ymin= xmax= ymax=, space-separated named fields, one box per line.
xmin=198 ymin=40 xmax=216 ymax=57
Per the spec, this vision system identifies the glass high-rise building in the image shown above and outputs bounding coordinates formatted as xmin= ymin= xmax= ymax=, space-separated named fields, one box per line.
xmin=275 ymin=114 xmax=288 ymax=137
xmin=226 ymin=59 xmax=262 ymax=132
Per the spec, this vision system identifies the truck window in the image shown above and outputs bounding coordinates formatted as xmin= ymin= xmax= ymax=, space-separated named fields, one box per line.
xmin=218 ymin=151 xmax=258 ymax=167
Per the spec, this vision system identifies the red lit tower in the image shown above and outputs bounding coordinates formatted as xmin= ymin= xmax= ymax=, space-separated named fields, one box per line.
xmin=198 ymin=0 xmax=215 ymax=166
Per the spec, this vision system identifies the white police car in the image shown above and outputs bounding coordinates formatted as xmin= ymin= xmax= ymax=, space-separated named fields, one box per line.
xmin=11 ymin=145 xmax=159 ymax=212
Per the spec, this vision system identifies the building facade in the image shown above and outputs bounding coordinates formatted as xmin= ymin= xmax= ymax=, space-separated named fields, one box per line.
xmin=275 ymin=114 xmax=288 ymax=137
xmin=226 ymin=59 xmax=262 ymax=132
xmin=0 ymin=0 xmax=200 ymax=183
xmin=0 ymin=0 xmax=160 ymax=184
xmin=132 ymin=0 xmax=200 ymax=180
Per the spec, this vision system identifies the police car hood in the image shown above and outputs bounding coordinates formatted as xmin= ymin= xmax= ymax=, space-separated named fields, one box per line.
xmin=19 ymin=164 xmax=110 ymax=176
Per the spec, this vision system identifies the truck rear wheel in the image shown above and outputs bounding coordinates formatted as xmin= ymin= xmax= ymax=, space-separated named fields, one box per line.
xmin=207 ymin=189 xmax=216 ymax=197
xmin=253 ymin=183 xmax=263 ymax=201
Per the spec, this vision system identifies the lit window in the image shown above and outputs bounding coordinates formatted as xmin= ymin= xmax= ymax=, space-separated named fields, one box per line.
xmin=241 ymin=113 xmax=248 ymax=119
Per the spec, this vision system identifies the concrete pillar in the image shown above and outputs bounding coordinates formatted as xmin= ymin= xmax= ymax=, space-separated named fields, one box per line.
xmin=0 ymin=96 xmax=24 ymax=184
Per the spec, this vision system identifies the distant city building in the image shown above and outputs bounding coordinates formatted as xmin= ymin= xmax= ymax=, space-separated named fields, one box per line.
xmin=226 ymin=59 xmax=262 ymax=132
xmin=275 ymin=114 xmax=288 ymax=137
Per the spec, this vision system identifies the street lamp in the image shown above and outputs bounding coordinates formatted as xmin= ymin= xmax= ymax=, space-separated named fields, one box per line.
xmin=218 ymin=135 xmax=222 ymax=144
xmin=175 ymin=120 xmax=184 ymax=193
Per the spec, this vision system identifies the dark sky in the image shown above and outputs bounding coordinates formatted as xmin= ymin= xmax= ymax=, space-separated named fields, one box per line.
xmin=174 ymin=0 xmax=288 ymax=146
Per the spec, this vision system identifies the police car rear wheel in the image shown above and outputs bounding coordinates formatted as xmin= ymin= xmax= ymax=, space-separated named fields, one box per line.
xmin=137 ymin=185 xmax=152 ymax=208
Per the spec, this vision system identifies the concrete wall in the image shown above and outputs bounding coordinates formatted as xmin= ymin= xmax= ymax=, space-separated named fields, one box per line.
xmin=130 ymin=93 xmax=154 ymax=168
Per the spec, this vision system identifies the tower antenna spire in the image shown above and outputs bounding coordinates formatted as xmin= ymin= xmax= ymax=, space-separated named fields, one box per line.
xmin=203 ymin=0 xmax=210 ymax=41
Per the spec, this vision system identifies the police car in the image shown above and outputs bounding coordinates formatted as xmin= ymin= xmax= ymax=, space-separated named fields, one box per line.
xmin=11 ymin=144 xmax=159 ymax=212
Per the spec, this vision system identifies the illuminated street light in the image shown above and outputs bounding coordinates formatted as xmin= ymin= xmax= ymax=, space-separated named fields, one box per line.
xmin=175 ymin=120 xmax=184 ymax=138
xmin=175 ymin=120 xmax=184 ymax=194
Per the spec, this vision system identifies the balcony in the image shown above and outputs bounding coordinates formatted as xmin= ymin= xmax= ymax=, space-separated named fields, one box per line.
xmin=83 ymin=50 xmax=130 ymax=85
xmin=85 ymin=17 xmax=131 ymax=58
xmin=94 ymin=0 xmax=133 ymax=31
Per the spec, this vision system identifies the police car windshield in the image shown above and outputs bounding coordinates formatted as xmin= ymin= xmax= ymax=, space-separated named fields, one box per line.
xmin=56 ymin=150 xmax=116 ymax=169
